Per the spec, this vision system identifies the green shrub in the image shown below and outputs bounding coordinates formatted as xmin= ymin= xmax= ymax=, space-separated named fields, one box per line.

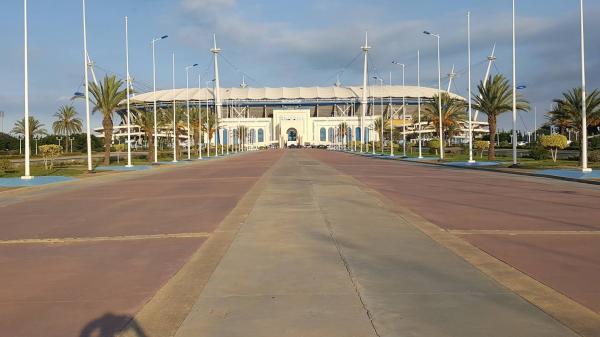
xmin=540 ymin=134 xmax=568 ymax=162
xmin=591 ymin=137 xmax=600 ymax=150
xmin=428 ymin=139 xmax=440 ymax=155
xmin=39 ymin=144 xmax=62 ymax=170
xmin=499 ymin=141 xmax=511 ymax=149
xmin=474 ymin=140 xmax=490 ymax=158
xmin=589 ymin=150 xmax=600 ymax=163
xmin=0 ymin=158 xmax=13 ymax=172
xmin=528 ymin=143 xmax=550 ymax=160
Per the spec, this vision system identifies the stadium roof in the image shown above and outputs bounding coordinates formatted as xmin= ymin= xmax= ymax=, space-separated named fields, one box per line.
xmin=130 ymin=85 xmax=463 ymax=103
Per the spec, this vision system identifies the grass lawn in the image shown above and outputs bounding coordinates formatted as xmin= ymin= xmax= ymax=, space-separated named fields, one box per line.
xmin=360 ymin=147 xmax=600 ymax=170
xmin=0 ymin=165 xmax=92 ymax=178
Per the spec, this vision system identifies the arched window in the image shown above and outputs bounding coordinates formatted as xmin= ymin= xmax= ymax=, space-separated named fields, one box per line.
xmin=347 ymin=127 xmax=352 ymax=142
xmin=320 ymin=128 xmax=326 ymax=141
xmin=355 ymin=127 xmax=361 ymax=142
xmin=328 ymin=128 xmax=334 ymax=142
xmin=258 ymin=128 xmax=264 ymax=143
xmin=364 ymin=128 xmax=370 ymax=143
xmin=223 ymin=129 xmax=228 ymax=145
xmin=249 ymin=129 xmax=256 ymax=144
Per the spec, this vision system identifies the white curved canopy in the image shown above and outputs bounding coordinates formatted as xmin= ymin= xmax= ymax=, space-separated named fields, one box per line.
xmin=130 ymin=85 xmax=463 ymax=103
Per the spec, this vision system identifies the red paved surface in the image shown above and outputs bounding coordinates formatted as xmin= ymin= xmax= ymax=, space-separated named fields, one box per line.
xmin=308 ymin=150 xmax=600 ymax=313
xmin=0 ymin=151 xmax=282 ymax=337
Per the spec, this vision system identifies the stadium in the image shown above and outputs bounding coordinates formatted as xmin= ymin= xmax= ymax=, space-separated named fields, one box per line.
xmin=100 ymin=36 xmax=490 ymax=149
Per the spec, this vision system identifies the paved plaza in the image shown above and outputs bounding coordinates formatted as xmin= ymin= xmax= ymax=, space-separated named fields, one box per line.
xmin=0 ymin=150 xmax=599 ymax=337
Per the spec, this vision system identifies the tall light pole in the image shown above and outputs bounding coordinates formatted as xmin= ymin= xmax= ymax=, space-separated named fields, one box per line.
xmin=185 ymin=63 xmax=198 ymax=160
xmin=22 ymin=0 xmax=32 ymax=179
xmin=360 ymin=32 xmax=370 ymax=153
xmin=171 ymin=53 xmax=177 ymax=163
xmin=467 ymin=12 xmax=475 ymax=163
xmin=424 ymin=31 xmax=444 ymax=159
xmin=206 ymin=80 xmax=213 ymax=158
xmin=211 ymin=35 xmax=223 ymax=156
xmin=393 ymin=61 xmax=407 ymax=157
xmin=373 ymin=77 xmax=384 ymax=154
xmin=534 ymin=106 xmax=537 ymax=142
xmin=198 ymin=74 xmax=204 ymax=160
xmin=389 ymin=72 xmax=394 ymax=157
xmin=511 ymin=0 xmax=518 ymax=166
xmin=82 ymin=0 xmax=93 ymax=172
xmin=580 ymin=0 xmax=591 ymax=172
xmin=151 ymin=35 xmax=168 ymax=163
xmin=417 ymin=50 xmax=423 ymax=159
xmin=125 ymin=16 xmax=133 ymax=168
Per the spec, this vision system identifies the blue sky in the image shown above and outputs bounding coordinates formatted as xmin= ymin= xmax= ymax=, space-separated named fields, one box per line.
xmin=1 ymin=0 xmax=599 ymax=133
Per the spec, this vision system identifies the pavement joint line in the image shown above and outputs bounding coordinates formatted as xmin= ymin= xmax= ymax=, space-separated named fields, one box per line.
xmin=309 ymin=151 xmax=600 ymax=337
xmin=449 ymin=230 xmax=600 ymax=236
xmin=0 ymin=233 xmax=212 ymax=245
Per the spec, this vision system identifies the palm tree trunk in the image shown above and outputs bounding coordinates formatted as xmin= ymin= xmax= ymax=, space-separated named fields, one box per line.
xmin=103 ymin=117 xmax=113 ymax=165
xmin=146 ymin=131 xmax=154 ymax=163
xmin=578 ymin=130 xmax=584 ymax=166
xmin=488 ymin=115 xmax=497 ymax=160
xmin=175 ymin=129 xmax=181 ymax=158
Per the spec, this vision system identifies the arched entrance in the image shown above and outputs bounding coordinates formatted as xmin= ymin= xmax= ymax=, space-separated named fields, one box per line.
xmin=287 ymin=128 xmax=298 ymax=142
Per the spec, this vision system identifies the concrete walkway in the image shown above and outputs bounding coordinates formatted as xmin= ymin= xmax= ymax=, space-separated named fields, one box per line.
xmin=174 ymin=150 xmax=577 ymax=337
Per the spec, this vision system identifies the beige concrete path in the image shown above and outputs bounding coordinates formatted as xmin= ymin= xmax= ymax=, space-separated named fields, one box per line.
xmin=174 ymin=150 xmax=578 ymax=337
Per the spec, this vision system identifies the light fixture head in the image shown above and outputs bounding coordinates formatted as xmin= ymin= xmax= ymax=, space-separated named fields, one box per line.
xmin=161 ymin=35 xmax=169 ymax=40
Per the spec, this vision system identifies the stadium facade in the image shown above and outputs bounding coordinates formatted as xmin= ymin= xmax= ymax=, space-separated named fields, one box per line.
xmin=102 ymin=35 xmax=489 ymax=149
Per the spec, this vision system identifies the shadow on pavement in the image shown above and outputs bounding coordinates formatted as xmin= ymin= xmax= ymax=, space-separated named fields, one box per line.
xmin=79 ymin=313 xmax=146 ymax=337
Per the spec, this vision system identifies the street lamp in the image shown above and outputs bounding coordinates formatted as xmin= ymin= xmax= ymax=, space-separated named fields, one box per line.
xmin=580 ymin=0 xmax=591 ymax=172
xmin=125 ymin=16 xmax=133 ymax=168
xmin=392 ymin=61 xmax=406 ymax=157
xmin=206 ymin=80 xmax=214 ymax=157
xmin=22 ymin=0 xmax=32 ymax=179
xmin=417 ymin=50 xmax=423 ymax=159
xmin=185 ymin=63 xmax=198 ymax=160
xmin=197 ymin=74 xmax=204 ymax=160
xmin=467 ymin=12 xmax=475 ymax=163
xmin=424 ymin=30 xmax=444 ymax=159
xmin=82 ymin=0 xmax=93 ymax=172
xmin=511 ymin=0 xmax=518 ymax=166
xmin=171 ymin=53 xmax=177 ymax=163
xmin=151 ymin=34 xmax=168 ymax=163
xmin=373 ymin=76 xmax=384 ymax=154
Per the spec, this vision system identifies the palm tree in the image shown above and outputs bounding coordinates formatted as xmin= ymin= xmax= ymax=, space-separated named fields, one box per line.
xmin=473 ymin=74 xmax=529 ymax=160
xmin=132 ymin=108 xmax=155 ymax=162
xmin=52 ymin=105 xmax=82 ymax=138
xmin=162 ymin=106 xmax=187 ymax=158
xmin=337 ymin=122 xmax=349 ymax=148
xmin=88 ymin=75 xmax=128 ymax=165
xmin=201 ymin=109 xmax=218 ymax=149
xmin=12 ymin=117 xmax=47 ymax=138
xmin=423 ymin=92 xmax=467 ymax=146
xmin=188 ymin=107 xmax=201 ymax=150
xmin=549 ymin=88 xmax=600 ymax=163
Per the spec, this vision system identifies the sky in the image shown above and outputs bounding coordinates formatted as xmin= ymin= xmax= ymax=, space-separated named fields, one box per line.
xmin=0 ymin=0 xmax=599 ymax=134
